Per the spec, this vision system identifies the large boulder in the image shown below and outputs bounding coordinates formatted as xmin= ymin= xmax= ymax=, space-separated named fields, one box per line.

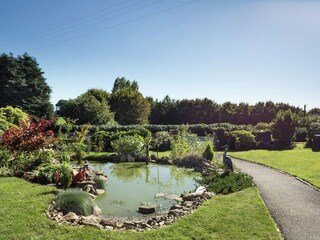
xmin=138 ymin=205 xmax=156 ymax=214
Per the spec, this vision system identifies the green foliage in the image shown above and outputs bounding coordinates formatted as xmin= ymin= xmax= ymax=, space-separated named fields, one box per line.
xmin=0 ymin=106 xmax=28 ymax=133
xmin=170 ymin=127 xmax=192 ymax=158
xmin=91 ymin=131 xmax=109 ymax=152
xmin=93 ymin=177 xmax=106 ymax=189
xmin=295 ymin=127 xmax=307 ymax=142
xmin=174 ymin=154 xmax=207 ymax=168
xmin=37 ymin=163 xmax=61 ymax=184
xmin=54 ymin=189 xmax=94 ymax=216
xmin=56 ymin=89 xmax=115 ymax=125
xmin=0 ymin=53 xmax=53 ymax=118
xmin=111 ymin=135 xmax=145 ymax=156
xmin=110 ymin=78 xmax=150 ymax=125
xmin=202 ymin=143 xmax=214 ymax=161
xmin=60 ymin=162 xmax=72 ymax=189
xmin=272 ymin=110 xmax=296 ymax=148
xmin=152 ymin=131 xmax=172 ymax=157
xmin=231 ymin=130 xmax=256 ymax=151
xmin=197 ymin=170 xmax=253 ymax=194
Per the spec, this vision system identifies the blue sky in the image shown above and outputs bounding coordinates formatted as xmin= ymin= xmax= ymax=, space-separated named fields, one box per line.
xmin=1 ymin=0 xmax=319 ymax=110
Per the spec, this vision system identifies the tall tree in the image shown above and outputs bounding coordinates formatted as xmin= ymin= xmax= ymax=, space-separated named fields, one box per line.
xmin=0 ymin=53 xmax=53 ymax=118
xmin=110 ymin=78 xmax=150 ymax=125
xmin=56 ymin=89 xmax=115 ymax=125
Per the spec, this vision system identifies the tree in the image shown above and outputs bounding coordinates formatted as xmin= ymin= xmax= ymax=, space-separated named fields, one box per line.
xmin=56 ymin=89 xmax=115 ymax=125
xmin=111 ymin=77 xmax=139 ymax=94
xmin=0 ymin=53 xmax=54 ymax=118
xmin=0 ymin=106 xmax=28 ymax=133
xmin=272 ymin=110 xmax=296 ymax=148
xmin=110 ymin=78 xmax=150 ymax=125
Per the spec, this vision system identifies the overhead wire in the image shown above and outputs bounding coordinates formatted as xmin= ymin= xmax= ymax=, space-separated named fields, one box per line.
xmin=6 ymin=0 xmax=200 ymax=51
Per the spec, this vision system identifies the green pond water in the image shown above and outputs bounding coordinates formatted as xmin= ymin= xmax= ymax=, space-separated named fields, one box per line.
xmin=92 ymin=162 xmax=199 ymax=217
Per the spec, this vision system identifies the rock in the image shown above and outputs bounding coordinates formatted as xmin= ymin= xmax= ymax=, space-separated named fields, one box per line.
xmin=64 ymin=212 xmax=79 ymax=222
xmin=80 ymin=215 xmax=103 ymax=229
xmin=93 ymin=205 xmax=102 ymax=215
xmin=164 ymin=194 xmax=179 ymax=200
xmin=77 ymin=180 xmax=96 ymax=188
xmin=96 ymin=189 xmax=105 ymax=195
xmin=168 ymin=209 xmax=185 ymax=217
xmin=83 ymin=184 xmax=98 ymax=195
xmin=98 ymin=176 xmax=108 ymax=182
xmin=182 ymin=201 xmax=193 ymax=207
xmin=155 ymin=192 xmax=166 ymax=198
xmin=194 ymin=186 xmax=206 ymax=194
xmin=141 ymin=223 xmax=151 ymax=228
xmin=170 ymin=205 xmax=182 ymax=210
xmin=127 ymin=155 xmax=135 ymax=162
xmin=105 ymin=226 xmax=114 ymax=230
xmin=139 ymin=205 xmax=156 ymax=214
xmin=123 ymin=221 xmax=136 ymax=229
xmin=100 ymin=219 xmax=117 ymax=227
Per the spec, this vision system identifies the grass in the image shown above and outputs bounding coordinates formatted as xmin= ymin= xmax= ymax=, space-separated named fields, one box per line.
xmin=0 ymin=177 xmax=281 ymax=240
xmin=55 ymin=189 xmax=94 ymax=216
xmin=229 ymin=143 xmax=320 ymax=188
xmin=150 ymin=150 xmax=171 ymax=158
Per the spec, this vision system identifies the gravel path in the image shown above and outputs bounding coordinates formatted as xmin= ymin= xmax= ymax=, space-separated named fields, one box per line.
xmin=231 ymin=157 xmax=320 ymax=240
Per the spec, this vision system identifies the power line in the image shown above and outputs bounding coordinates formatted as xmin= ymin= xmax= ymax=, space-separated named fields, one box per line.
xmin=2 ymin=0 xmax=154 ymax=49
xmin=21 ymin=0 xmax=201 ymax=52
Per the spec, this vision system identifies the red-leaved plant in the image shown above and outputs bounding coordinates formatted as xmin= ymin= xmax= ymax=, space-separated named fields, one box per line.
xmin=0 ymin=115 xmax=58 ymax=153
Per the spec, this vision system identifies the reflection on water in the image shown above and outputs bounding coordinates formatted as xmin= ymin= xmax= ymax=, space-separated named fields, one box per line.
xmin=92 ymin=162 xmax=199 ymax=217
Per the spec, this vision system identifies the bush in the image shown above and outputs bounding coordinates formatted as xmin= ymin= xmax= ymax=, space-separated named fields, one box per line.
xmin=202 ymin=143 xmax=214 ymax=161
xmin=196 ymin=170 xmax=253 ymax=194
xmin=93 ymin=177 xmax=106 ymax=189
xmin=0 ymin=116 xmax=57 ymax=152
xmin=272 ymin=110 xmax=296 ymax=148
xmin=111 ymin=135 xmax=145 ymax=156
xmin=37 ymin=163 xmax=61 ymax=184
xmin=60 ymin=162 xmax=72 ymax=189
xmin=295 ymin=127 xmax=307 ymax=142
xmin=54 ymin=189 xmax=94 ymax=216
xmin=231 ymin=130 xmax=256 ymax=151
xmin=174 ymin=154 xmax=207 ymax=168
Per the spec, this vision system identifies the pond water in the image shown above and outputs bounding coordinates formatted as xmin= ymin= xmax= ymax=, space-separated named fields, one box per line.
xmin=91 ymin=162 xmax=199 ymax=217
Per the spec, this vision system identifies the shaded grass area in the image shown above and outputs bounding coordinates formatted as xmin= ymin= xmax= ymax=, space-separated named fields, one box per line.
xmin=0 ymin=177 xmax=280 ymax=240
xmin=229 ymin=143 xmax=320 ymax=188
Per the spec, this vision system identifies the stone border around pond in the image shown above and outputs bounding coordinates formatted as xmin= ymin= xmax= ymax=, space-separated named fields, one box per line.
xmin=46 ymin=187 xmax=215 ymax=231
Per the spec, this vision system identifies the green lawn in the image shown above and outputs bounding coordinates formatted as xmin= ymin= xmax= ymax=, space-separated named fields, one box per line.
xmin=229 ymin=144 xmax=320 ymax=188
xmin=0 ymin=177 xmax=280 ymax=240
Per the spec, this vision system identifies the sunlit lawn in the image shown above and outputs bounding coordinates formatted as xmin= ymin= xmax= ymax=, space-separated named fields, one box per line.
xmin=229 ymin=143 xmax=320 ymax=188
xmin=0 ymin=177 xmax=280 ymax=240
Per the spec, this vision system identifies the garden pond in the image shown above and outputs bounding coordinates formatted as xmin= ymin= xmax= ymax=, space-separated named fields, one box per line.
xmin=91 ymin=162 xmax=199 ymax=217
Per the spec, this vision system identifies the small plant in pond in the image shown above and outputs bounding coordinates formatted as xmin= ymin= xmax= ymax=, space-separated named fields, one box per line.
xmin=54 ymin=189 xmax=94 ymax=216
xmin=93 ymin=177 xmax=106 ymax=189
xmin=196 ymin=170 xmax=253 ymax=194
xmin=202 ymin=143 xmax=214 ymax=161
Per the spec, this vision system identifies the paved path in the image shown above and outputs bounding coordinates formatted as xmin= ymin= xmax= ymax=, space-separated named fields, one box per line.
xmin=231 ymin=157 xmax=320 ymax=240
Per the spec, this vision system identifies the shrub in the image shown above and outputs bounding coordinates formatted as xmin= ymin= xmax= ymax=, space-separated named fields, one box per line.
xmin=196 ymin=170 xmax=253 ymax=194
xmin=54 ymin=189 xmax=94 ymax=216
xmin=111 ymin=135 xmax=145 ymax=156
xmin=0 ymin=116 xmax=57 ymax=153
xmin=174 ymin=154 xmax=207 ymax=168
xmin=295 ymin=127 xmax=307 ymax=142
xmin=91 ymin=131 xmax=109 ymax=152
xmin=231 ymin=130 xmax=256 ymax=151
xmin=272 ymin=110 xmax=296 ymax=148
xmin=170 ymin=127 xmax=192 ymax=158
xmin=0 ymin=106 xmax=28 ymax=133
xmin=37 ymin=163 xmax=61 ymax=184
xmin=202 ymin=143 xmax=214 ymax=161
xmin=93 ymin=177 xmax=106 ymax=189
xmin=60 ymin=162 xmax=72 ymax=189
